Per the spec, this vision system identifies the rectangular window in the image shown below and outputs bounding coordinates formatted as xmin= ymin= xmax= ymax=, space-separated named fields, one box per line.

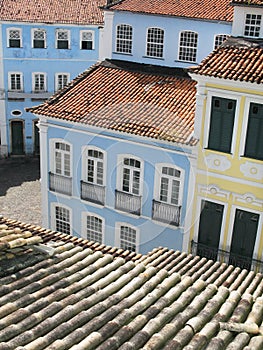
xmin=9 ymin=73 xmax=23 ymax=91
xmin=8 ymin=29 xmax=21 ymax=48
xmin=55 ymin=206 xmax=71 ymax=235
xmin=208 ymin=97 xmax=236 ymax=153
xmin=214 ymin=34 xmax=229 ymax=50
xmin=146 ymin=27 xmax=164 ymax=58
xmin=244 ymin=14 xmax=261 ymax=37
xmin=244 ymin=103 xmax=263 ymax=160
xmin=122 ymin=158 xmax=141 ymax=195
xmin=86 ymin=215 xmax=103 ymax=243
xmin=33 ymin=73 xmax=46 ymax=92
xmin=33 ymin=29 xmax=46 ymax=48
xmin=81 ymin=31 xmax=94 ymax=50
xmin=179 ymin=31 xmax=198 ymax=62
xmin=56 ymin=30 xmax=69 ymax=49
xmin=55 ymin=73 xmax=69 ymax=91
xmin=116 ymin=24 xmax=132 ymax=54
xmin=55 ymin=142 xmax=71 ymax=176
xmin=120 ymin=225 xmax=137 ymax=252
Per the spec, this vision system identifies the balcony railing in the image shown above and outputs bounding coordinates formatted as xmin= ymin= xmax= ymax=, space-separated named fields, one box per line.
xmin=80 ymin=181 xmax=105 ymax=205
xmin=152 ymin=200 xmax=181 ymax=226
xmin=49 ymin=172 xmax=72 ymax=196
xmin=191 ymin=240 xmax=263 ymax=273
xmin=115 ymin=190 xmax=141 ymax=216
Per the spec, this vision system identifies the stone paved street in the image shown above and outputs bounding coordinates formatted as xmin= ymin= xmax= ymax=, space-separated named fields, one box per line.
xmin=0 ymin=157 xmax=41 ymax=226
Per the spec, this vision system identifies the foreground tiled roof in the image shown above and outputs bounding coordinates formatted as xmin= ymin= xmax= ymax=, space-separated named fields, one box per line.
xmin=0 ymin=218 xmax=263 ymax=349
xmin=106 ymin=0 xmax=233 ymax=22
xmin=28 ymin=60 xmax=197 ymax=145
xmin=0 ymin=0 xmax=105 ymax=25
xmin=188 ymin=37 xmax=263 ymax=84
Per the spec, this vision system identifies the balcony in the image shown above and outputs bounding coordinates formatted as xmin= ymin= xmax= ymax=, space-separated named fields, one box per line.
xmin=191 ymin=240 xmax=263 ymax=273
xmin=115 ymin=190 xmax=141 ymax=215
xmin=80 ymin=181 xmax=105 ymax=205
xmin=152 ymin=200 xmax=181 ymax=226
xmin=49 ymin=172 xmax=72 ymax=196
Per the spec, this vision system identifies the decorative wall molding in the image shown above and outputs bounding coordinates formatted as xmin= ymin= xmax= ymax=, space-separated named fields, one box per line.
xmin=232 ymin=193 xmax=263 ymax=209
xmin=198 ymin=184 xmax=230 ymax=200
xmin=240 ymin=161 xmax=263 ymax=181
xmin=204 ymin=153 xmax=231 ymax=171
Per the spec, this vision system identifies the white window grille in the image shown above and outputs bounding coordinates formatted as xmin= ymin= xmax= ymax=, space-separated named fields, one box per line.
xmin=81 ymin=31 xmax=94 ymax=50
xmin=55 ymin=206 xmax=71 ymax=235
xmin=86 ymin=215 xmax=103 ymax=243
xmin=33 ymin=73 xmax=46 ymax=92
xmin=120 ymin=225 xmax=137 ymax=252
xmin=146 ymin=27 xmax=164 ymax=58
xmin=244 ymin=14 xmax=261 ymax=37
xmin=33 ymin=29 xmax=46 ymax=48
xmin=56 ymin=30 xmax=69 ymax=49
xmin=116 ymin=24 xmax=133 ymax=54
xmin=214 ymin=34 xmax=229 ymax=50
xmin=8 ymin=29 xmax=21 ymax=48
xmin=179 ymin=31 xmax=198 ymax=62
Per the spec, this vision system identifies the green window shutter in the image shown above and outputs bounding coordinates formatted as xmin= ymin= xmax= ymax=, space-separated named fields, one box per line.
xmin=208 ymin=97 xmax=236 ymax=153
xmin=244 ymin=103 xmax=263 ymax=160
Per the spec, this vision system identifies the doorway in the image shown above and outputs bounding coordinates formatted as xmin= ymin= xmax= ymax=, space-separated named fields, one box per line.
xmin=10 ymin=120 xmax=24 ymax=155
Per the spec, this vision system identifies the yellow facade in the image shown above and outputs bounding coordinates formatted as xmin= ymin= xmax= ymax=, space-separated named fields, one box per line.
xmin=189 ymin=81 xmax=263 ymax=271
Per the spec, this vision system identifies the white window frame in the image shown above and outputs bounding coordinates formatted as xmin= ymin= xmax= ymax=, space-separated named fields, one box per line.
xmin=8 ymin=72 xmax=23 ymax=91
xmin=32 ymin=28 xmax=46 ymax=48
xmin=204 ymin=90 xmax=241 ymax=156
xmin=214 ymin=34 xmax=229 ymax=50
xmin=32 ymin=72 xmax=47 ymax=93
xmin=116 ymin=154 xmax=144 ymax=196
xmin=51 ymin=203 xmax=72 ymax=235
xmin=115 ymin=24 xmax=133 ymax=54
xmin=50 ymin=139 xmax=72 ymax=177
xmin=81 ymin=212 xmax=104 ymax=244
xmin=243 ymin=13 xmax=262 ymax=38
xmin=115 ymin=222 xmax=139 ymax=253
xmin=55 ymin=73 xmax=70 ymax=91
xmin=7 ymin=28 xmax=22 ymax=48
xmin=80 ymin=30 xmax=94 ymax=50
xmin=81 ymin=146 xmax=106 ymax=186
xmin=154 ymin=163 xmax=185 ymax=206
xmin=178 ymin=30 xmax=198 ymax=62
xmin=146 ymin=27 xmax=164 ymax=58
xmin=56 ymin=29 xmax=70 ymax=49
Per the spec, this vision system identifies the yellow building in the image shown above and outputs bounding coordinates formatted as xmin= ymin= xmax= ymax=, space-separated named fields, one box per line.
xmin=188 ymin=1 xmax=263 ymax=271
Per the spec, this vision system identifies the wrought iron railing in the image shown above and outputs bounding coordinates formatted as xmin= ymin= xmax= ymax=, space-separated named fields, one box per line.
xmin=152 ymin=200 xmax=181 ymax=226
xmin=191 ymin=240 xmax=263 ymax=273
xmin=49 ymin=172 xmax=72 ymax=196
xmin=115 ymin=190 xmax=141 ymax=216
xmin=80 ymin=181 xmax=105 ymax=205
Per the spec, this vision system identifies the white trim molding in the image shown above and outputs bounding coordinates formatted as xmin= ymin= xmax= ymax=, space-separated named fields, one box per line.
xmin=198 ymin=184 xmax=230 ymax=201
xmin=240 ymin=161 xmax=263 ymax=181
xmin=232 ymin=193 xmax=263 ymax=209
xmin=204 ymin=153 xmax=231 ymax=172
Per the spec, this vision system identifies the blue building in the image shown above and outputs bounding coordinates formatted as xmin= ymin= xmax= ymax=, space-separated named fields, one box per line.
xmin=0 ymin=0 xmax=105 ymax=157
xmin=29 ymin=60 xmax=197 ymax=254
xmin=101 ymin=0 xmax=233 ymax=68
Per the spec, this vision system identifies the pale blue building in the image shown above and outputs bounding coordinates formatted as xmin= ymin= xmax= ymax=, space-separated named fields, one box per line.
xmin=101 ymin=0 xmax=233 ymax=68
xmin=0 ymin=0 xmax=105 ymax=157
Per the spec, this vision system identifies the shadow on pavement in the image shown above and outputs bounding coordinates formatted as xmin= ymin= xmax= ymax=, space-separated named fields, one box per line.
xmin=0 ymin=157 xmax=40 ymax=196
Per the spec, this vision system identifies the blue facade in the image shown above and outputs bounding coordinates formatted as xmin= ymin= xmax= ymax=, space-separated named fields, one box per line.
xmin=103 ymin=10 xmax=232 ymax=68
xmin=0 ymin=22 xmax=101 ymax=156
xmin=41 ymin=118 xmax=195 ymax=254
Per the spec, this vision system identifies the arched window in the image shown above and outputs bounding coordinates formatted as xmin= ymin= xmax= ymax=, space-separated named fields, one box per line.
xmin=178 ymin=31 xmax=198 ymax=62
xmin=146 ymin=27 xmax=164 ymax=58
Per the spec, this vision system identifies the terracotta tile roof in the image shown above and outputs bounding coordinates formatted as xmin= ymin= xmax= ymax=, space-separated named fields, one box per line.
xmin=232 ymin=0 xmax=263 ymax=5
xmin=0 ymin=0 xmax=105 ymax=25
xmin=0 ymin=217 xmax=263 ymax=349
xmin=106 ymin=0 xmax=233 ymax=22
xmin=28 ymin=59 xmax=197 ymax=146
xmin=188 ymin=37 xmax=263 ymax=84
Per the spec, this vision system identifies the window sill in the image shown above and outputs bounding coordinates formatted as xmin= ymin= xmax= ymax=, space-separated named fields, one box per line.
xmin=113 ymin=51 xmax=133 ymax=56
xmin=240 ymin=155 xmax=263 ymax=162
xmin=174 ymin=59 xmax=197 ymax=64
xmin=204 ymin=148 xmax=232 ymax=156
xmin=143 ymin=56 xmax=164 ymax=60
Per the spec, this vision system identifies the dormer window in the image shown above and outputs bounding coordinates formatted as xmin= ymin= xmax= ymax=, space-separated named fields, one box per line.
xmin=244 ymin=14 xmax=261 ymax=37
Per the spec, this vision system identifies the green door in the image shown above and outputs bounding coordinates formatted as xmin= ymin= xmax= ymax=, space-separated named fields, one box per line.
xmin=197 ymin=200 xmax=224 ymax=260
xmin=11 ymin=120 xmax=24 ymax=155
xmin=34 ymin=120 xmax=40 ymax=155
xmin=229 ymin=209 xmax=259 ymax=269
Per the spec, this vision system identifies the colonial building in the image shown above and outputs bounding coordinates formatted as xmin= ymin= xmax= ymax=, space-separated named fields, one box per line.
xmin=0 ymin=0 xmax=105 ymax=157
xmin=101 ymin=0 xmax=233 ymax=68
xmin=189 ymin=0 xmax=263 ymax=271
xmin=29 ymin=60 xmax=197 ymax=254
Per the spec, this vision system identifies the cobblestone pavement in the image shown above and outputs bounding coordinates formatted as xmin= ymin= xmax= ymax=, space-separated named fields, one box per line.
xmin=0 ymin=157 xmax=42 ymax=226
